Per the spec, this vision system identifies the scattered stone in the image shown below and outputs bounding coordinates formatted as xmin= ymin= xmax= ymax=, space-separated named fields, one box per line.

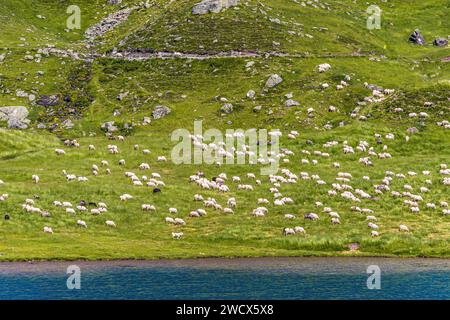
xmin=15 ymin=90 xmax=28 ymax=98
xmin=220 ymin=103 xmax=234 ymax=114
xmin=245 ymin=61 xmax=255 ymax=68
xmin=101 ymin=121 xmax=118 ymax=132
xmin=0 ymin=54 xmax=5 ymax=62
xmin=246 ymin=90 xmax=255 ymax=99
xmin=285 ymin=99 xmax=300 ymax=107
xmin=61 ymin=119 xmax=74 ymax=129
xmin=36 ymin=95 xmax=60 ymax=107
xmin=409 ymin=29 xmax=426 ymax=45
xmin=433 ymin=38 xmax=448 ymax=47
xmin=265 ymin=74 xmax=283 ymax=88
xmin=192 ymin=0 xmax=239 ymax=15
xmin=85 ymin=8 xmax=134 ymax=40
xmin=7 ymin=118 xmax=28 ymax=130
xmin=117 ymin=91 xmax=129 ymax=101
xmin=253 ymin=105 xmax=262 ymax=113
xmin=108 ymin=0 xmax=122 ymax=5
xmin=152 ymin=105 xmax=171 ymax=119
xmin=37 ymin=123 xmax=47 ymax=129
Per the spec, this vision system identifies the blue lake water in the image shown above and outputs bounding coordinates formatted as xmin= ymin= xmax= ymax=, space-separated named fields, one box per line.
xmin=0 ymin=258 xmax=448 ymax=300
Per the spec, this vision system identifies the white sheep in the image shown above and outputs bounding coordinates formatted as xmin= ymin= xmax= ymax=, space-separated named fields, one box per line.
xmin=223 ymin=208 xmax=234 ymax=214
xmin=368 ymin=222 xmax=379 ymax=230
xmin=165 ymin=217 xmax=175 ymax=224
xmin=141 ymin=204 xmax=156 ymax=211
xmin=174 ymin=218 xmax=186 ymax=226
xmin=43 ymin=226 xmax=53 ymax=234
xmin=106 ymin=220 xmax=116 ymax=228
xmin=120 ymin=194 xmax=133 ymax=201
xmin=294 ymin=226 xmax=306 ymax=234
xmin=77 ymin=220 xmax=87 ymax=228
xmin=172 ymin=232 xmax=184 ymax=239
xmin=283 ymin=228 xmax=295 ymax=236
xmin=55 ymin=149 xmax=65 ymax=155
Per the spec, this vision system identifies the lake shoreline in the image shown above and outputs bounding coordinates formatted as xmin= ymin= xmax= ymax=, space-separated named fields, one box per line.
xmin=1 ymin=256 xmax=449 ymax=274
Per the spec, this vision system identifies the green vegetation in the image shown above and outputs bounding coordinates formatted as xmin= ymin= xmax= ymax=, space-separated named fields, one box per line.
xmin=0 ymin=0 xmax=448 ymax=261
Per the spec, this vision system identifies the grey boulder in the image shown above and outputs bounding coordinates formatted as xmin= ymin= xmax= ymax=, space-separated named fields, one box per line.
xmin=192 ymin=0 xmax=239 ymax=15
xmin=220 ymin=103 xmax=234 ymax=114
xmin=433 ymin=38 xmax=448 ymax=47
xmin=265 ymin=74 xmax=283 ymax=88
xmin=409 ymin=29 xmax=426 ymax=45
xmin=152 ymin=105 xmax=172 ymax=119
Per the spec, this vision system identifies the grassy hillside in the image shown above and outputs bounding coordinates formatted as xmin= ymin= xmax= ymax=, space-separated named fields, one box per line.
xmin=0 ymin=0 xmax=448 ymax=261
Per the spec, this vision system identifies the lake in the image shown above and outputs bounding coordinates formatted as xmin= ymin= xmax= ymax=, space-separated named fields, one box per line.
xmin=0 ymin=257 xmax=448 ymax=300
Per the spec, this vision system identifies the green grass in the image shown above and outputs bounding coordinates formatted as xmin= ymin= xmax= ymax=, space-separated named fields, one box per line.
xmin=0 ymin=0 xmax=448 ymax=261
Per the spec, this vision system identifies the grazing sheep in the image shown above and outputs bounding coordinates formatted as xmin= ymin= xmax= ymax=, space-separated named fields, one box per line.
xmin=304 ymin=213 xmax=319 ymax=221
xmin=411 ymin=207 xmax=420 ymax=214
xmin=41 ymin=211 xmax=51 ymax=218
xmin=368 ymin=222 xmax=379 ymax=230
xmin=106 ymin=220 xmax=116 ymax=228
xmin=55 ymin=149 xmax=65 ymax=155
xmin=66 ymin=208 xmax=76 ymax=215
xmin=76 ymin=205 xmax=87 ymax=212
xmin=399 ymin=225 xmax=410 ymax=232
xmin=169 ymin=208 xmax=178 ymax=214
xmin=294 ymin=226 xmax=306 ymax=234
xmin=174 ymin=218 xmax=186 ymax=226
xmin=283 ymin=228 xmax=295 ymax=236
xmin=172 ymin=232 xmax=184 ymax=239
xmin=189 ymin=211 xmax=200 ymax=218
xmin=285 ymin=214 xmax=296 ymax=219
xmin=371 ymin=231 xmax=379 ymax=237
xmin=194 ymin=194 xmax=204 ymax=201
xmin=32 ymin=175 xmax=40 ymax=184
xmin=331 ymin=217 xmax=341 ymax=224
xmin=120 ymin=194 xmax=133 ymax=201
xmin=43 ymin=226 xmax=53 ymax=234
xmin=328 ymin=212 xmax=340 ymax=219
xmin=77 ymin=220 xmax=87 ymax=228
xmin=165 ymin=217 xmax=175 ymax=224
xmin=223 ymin=207 xmax=234 ymax=214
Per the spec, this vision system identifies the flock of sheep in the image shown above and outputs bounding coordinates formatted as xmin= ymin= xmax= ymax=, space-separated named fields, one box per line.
xmin=1 ymin=127 xmax=448 ymax=243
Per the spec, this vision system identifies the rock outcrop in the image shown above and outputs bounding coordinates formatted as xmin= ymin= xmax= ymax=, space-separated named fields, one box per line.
xmin=85 ymin=8 xmax=134 ymax=40
xmin=0 ymin=106 xmax=30 ymax=129
xmin=192 ymin=0 xmax=239 ymax=15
